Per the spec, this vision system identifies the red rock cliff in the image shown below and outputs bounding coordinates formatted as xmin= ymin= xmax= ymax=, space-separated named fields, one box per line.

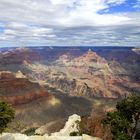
xmin=0 ymin=71 xmax=52 ymax=106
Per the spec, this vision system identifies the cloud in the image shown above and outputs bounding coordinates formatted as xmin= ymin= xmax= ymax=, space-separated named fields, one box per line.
xmin=134 ymin=0 xmax=140 ymax=8
xmin=0 ymin=0 xmax=140 ymax=47
xmin=0 ymin=0 xmax=129 ymax=27
xmin=52 ymin=24 xmax=140 ymax=46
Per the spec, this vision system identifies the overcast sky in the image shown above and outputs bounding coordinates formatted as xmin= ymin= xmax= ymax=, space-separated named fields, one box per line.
xmin=0 ymin=0 xmax=140 ymax=47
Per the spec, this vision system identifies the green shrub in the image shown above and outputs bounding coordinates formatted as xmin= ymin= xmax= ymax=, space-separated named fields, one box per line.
xmin=23 ymin=128 xmax=37 ymax=136
xmin=70 ymin=131 xmax=82 ymax=136
xmin=102 ymin=95 xmax=140 ymax=140
xmin=0 ymin=100 xmax=15 ymax=133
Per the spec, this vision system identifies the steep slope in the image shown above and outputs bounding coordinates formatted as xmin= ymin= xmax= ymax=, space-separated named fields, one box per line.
xmin=24 ymin=49 xmax=139 ymax=98
xmin=0 ymin=71 xmax=93 ymax=132
xmin=0 ymin=47 xmax=139 ymax=99
xmin=0 ymin=47 xmax=131 ymax=133
xmin=0 ymin=71 xmax=52 ymax=105
xmin=0 ymin=48 xmax=40 ymax=65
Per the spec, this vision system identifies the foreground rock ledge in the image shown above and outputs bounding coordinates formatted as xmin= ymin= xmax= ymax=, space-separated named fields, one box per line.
xmin=0 ymin=133 xmax=102 ymax=140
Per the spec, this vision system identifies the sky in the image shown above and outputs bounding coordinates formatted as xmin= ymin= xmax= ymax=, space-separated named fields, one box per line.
xmin=0 ymin=0 xmax=140 ymax=47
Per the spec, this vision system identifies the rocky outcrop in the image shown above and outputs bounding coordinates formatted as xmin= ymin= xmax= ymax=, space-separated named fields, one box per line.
xmin=48 ymin=78 xmax=94 ymax=97
xmin=36 ymin=114 xmax=81 ymax=136
xmin=0 ymin=133 xmax=101 ymax=140
xmin=35 ymin=119 xmax=66 ymax=135
xmin=73 ymin=49 xmax=106 ymax=64
xmin=0 ymin=114 xmax=102 ymax=140
xmin=0 ymin=71 xmax=15 ymax=79
xmin=51 ymin=114 xmax=81 ymax=136
xmin=0 ymin=47 xmax=40 ymax=65
xmin=46 ymin=76 xmax=128 ymax=98
xmin=0 ymin=71 xmax=52 ymax=106
xmin=56 ymin=49 xmax=108 ymax=69
xmin=15 ymin=70 xmax=26 ymax=78
xmin=132 ymin=48 xmax=140 ymax=55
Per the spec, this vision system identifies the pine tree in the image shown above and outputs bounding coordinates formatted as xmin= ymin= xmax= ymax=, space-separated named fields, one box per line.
xmin=102 ymin=95 xmax=140 ymax=140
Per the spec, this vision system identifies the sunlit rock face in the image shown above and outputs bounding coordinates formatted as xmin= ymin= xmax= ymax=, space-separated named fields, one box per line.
xmin=15 ymin=70 xmax=26 ymax=78
xmin=0 ymin=133 xmax=101 ymax=140
xmin=51 ymin=114 xmax=81 ymax=136
xmin=0 ymin=47 xmax=40 ymax=65
xmin=0 ymin=114 xmax=102 ymax=140
xmin=1 ymin=47 xmax=140 ymax=99
xmin=82 ymin=134 xmax=102 ymax=140
xmin=36 ymin=114 xmax=81 ymax=136
xmin=24 ymin=49 xmax=140 ymax=99
xmin=0 ymin=71 xmax=52 ymax=106
xmin=132 ymin=48 xmax=140 ymax=55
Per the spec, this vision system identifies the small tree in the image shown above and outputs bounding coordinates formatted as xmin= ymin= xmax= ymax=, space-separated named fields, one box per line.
xmin=102 ymin=95 xmax=140 ymax=140
xmin=23 ymin=128 xmax=38 ymax=136
xmin=0 ymin=100 xmax=15 ymax=133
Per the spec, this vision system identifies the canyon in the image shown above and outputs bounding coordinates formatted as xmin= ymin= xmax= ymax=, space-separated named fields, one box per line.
xmin=0 ymin=47 xmax=139 ymax=139
xmin=23 ymin=48 xmax=140 ymax=98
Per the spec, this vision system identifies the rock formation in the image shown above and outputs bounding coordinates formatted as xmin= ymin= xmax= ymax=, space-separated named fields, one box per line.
xmin=0 ymin=71 xmax=52 ymax=106
xmin=51 ymin=114 xmax=81 ymax=136
xmin=36 ymin=114 xmax=81 ymax=136
xmin=0 ymin=133 xmax=101 ymax=140
xmin=24 ymin=49 xmax=138 ymax=98
xmin=0 ymin=114 xmax=102 ymax=140
xmin=0 ymin=47 xmax=40 ymax=65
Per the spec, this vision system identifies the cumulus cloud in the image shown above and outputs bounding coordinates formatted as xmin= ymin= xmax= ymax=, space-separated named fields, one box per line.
xmin=0 ymin=0 xmax=140 ymax=46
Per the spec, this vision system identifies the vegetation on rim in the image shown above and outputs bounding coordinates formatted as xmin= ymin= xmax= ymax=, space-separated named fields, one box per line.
xmin=0 ymin=100 xmax=15 ymax=134
xmin=102 ymin=95 xmax=140 ymax=140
